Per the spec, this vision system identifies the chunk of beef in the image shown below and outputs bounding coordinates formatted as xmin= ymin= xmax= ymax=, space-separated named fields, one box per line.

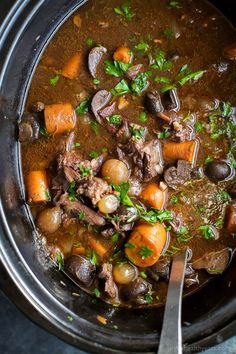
xmin=58 ymin=193 xmax=105 ymax=226
xmin=116 ymin=120 xmax=131 ymax=143
xmin=51 ymin=174 xmax=69 ymax=203
xmin=126 ymin=64 xmax=143 ymax=80
xmin=88 ymin=46 xmax=107 ymax=78
xmin=141 ymin=140 xmax=164 ymax=181
xmin=164 ymin=160 xmax=192 ymax=189
xmin=99 ymin=263 xmax=118 ymax=299
xmin=147 ymin=257 xmax=171 ymax=281
xmin=66 ymin=255 xmax=96 ymax=287
xmin=192 ymin=248 xmax=231 ymax=274
xmin=19 ymin=113 xmax=40 ymax=143
xmin=77 ymin=176 xmax=111 ymax=206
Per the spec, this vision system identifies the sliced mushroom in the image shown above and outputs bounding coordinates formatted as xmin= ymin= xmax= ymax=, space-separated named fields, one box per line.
xmin=65 ymin=255 xmax=96 ymax=287
xmin=126 ymin=64 xmax=143 ymax=80
xmin=192 ymin=248 xmax=232 ymax=275
xmin=88 ymin=46 xmax=107 ymax=78
xmin=18 ymin=113 xmax=40 ymax=143
xmin=91 ymin=90 xmax=112 ymax=123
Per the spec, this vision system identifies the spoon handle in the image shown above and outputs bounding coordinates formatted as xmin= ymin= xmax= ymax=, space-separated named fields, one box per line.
xmin=157 ymin=248 xmax=189 ymax=354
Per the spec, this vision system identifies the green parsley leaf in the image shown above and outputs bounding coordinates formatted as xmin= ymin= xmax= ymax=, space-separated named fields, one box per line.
xmin=152 ymin=50 xmax=173 ymax=71
xmin=215 ymin=191 xmax=231 ymax=202
xmin=137 ymin=206 xmax=173 ymax=224
xmin=87 ymin=249 xmax=98 ymax=265
xmin=204 ymin=156 xmax=214 ymax=164
xmin=140 ymin=271 xmax=147 ymax=279
xmin=131 ymin=126 xmax=146 ymax=140
xmin=107 ymin=114 xmax=122 ymax=125
xmin=89 ymin=150 xmax=99 ymax=159
xmin=45 ymin=190 xmax=51 ymax=202
xmin=125 ymin=243 xmax=136 ymax=249
xmin=92 ymin=79 xmax=100 ymax=85
xmin=177 ymin=226 xmax=189 ymax=235
xmin=195 ymin=121 xmax=204 ymax=133
xmin=78 ymin=211 xmax=85 ymax=220
xmin=197 ymin=206 xmax=207 ymax=213
xmin=138 ymin=246 xmax=153 ymax=258
xmin=178 ymin=70 xmax=205 ymax=86
xmin=135 ymin=42 xmax=149 ymax=52
xmin=111 ymin=233 xmax=119 ymax=242
xmin=101 ymin=147 xmax=108 ymax=153
xmin=131 ymin=72 xmax=149 ymax=95
xmin=56 ymin=251 xmax=64 ymax=271
xmin=214 ymin=218 xmax=223 ymax=227
xmin=111 ymin=79 xmax=131 ymax=96
xmin=86 ymin=37 xmax=94 ymax=46
xmin=75 ymin=98 xmax=90 ymax=114
xmin=114 ymin=3 xmax=135 ymax=21
xmin=67 ymin=315 xmax=73 ymax=322
xmin=161 ymin=84 xmax=176 ymax=92
xmin=104 ymin=60 xmax=130 ymax=77
xmin=79 ymin=165 xmax=92 ymax=177
xmin=154 ymin=76 xmax=171 ymax=84
xmin=90 ymin=120 xmax=100 ymax=135
xmin=170 ymin=195 xmax=179 ymax=204
xmin=199 ymin=225 xmax=215 ymax=240
xmin=218 ymin=101 xmax=232 ymax=117
xmin=139 ymin=111 xmax=148 ymax=123
xmin=168 ymin=1 xmax=182 ymax=9
xmin=144 ymin=292 xmax=153 ymax=304
xmin=157 ymin=128 xmax=170 ymax=139
xmin=93 ymin=288 xmax=101 ymax=298
xmin=73 ymin=142 xmax=81 ymax=148
xmin=112 ymin=182 xmax=134 ymax=206
xmin=163 ymin=28 xmax=174 ymax=39
xmin=68 ymin=181 xmax=76 ymax=201
xmin=50 ymin=75 xmax=60 ymax=86
xmin=39 ymin=126 xmax=51 ymax=138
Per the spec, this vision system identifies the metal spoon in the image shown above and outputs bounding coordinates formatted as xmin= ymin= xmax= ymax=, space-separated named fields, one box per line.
xmin=158 ymin=248 xmax=190 ymax=354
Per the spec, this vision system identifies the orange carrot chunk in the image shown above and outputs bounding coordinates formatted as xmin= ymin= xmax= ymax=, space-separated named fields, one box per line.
xmin=89 ymin=237 xmax=108 ymax=258
xmin=62 ymin=52 xmax=81 ymax=79
xmin=125 ymin=222 xmax=167 ymax=268
xmin=44 ymin=103 xmax=76 ymax=134
xmin=113 ymin=47 xmax=132 ymax=64
xmin=140 ymin=182 xmax=168 ymax=210
xmin=163 ymin=140 xmax=199 ymax=164
xmin=26 ymin=170 xmax=49 ymax=203
xmin=224 ymin=205 xmax=236 ymax=233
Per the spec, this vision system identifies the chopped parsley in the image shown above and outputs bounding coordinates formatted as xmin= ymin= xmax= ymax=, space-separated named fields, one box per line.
xmin=215 ymin=191 xmax=231 ymax=202
xmin=79 ymin=165 xmax=92 ymax=177
xmin=138 ymin=246 xmax=153 ymax=258
xmin=86 ymin=37 xmax=94 ymax=46
xmin=49 ymin=75 xmax=60 ymax=86
xmin=131 ymin=72 xmax=150 ymax=95
xmin=135 ymin=42 xmax=150 ymax=52
xmin=111 ymin=79 xmax=131 ymax=96
xmin=195 ymin=121 xmax=204 ymax=133
xmin=112 ymin=182 xmax=134 ymax=206
xmin=170 ymin=195 xmax=179 ymax=204
xmin=204 ymin=156 xmax=214 ymax=164
xmin=199 ymin=225 xmax=215 ymax=240
xmin=139 ymin=111 xmax=148 ymax=123
xmin=125 ymin=243 xmax=136 ymax=249
xmin=56 ymin=252 xmax=64 ymax=271
xmin=89 ymin=150 xmax=99 ymax=159
xmin=114 ymin=3 xmax=135 ymax=21
xmin=73 ymin=142 xmax=81 ymax=148
xmin=104 ymin=60 xmax=131 ymax=77
xmin=155 ymin=76 xmax=171 ymax=84
xmin=90 ymin=120 xmax=100 ymax=135
xmin=157 ymin=128 xmax=170 ymax=139
xmin=87 ymin=249 xmax=98 ymax=265
xmin=168 ymin=1 xmax=182 ymax=9
xmin=111 ymin=233 xmax=119 ymax=242
xmin=178 ymin=70 xmax=205 ymax=86
xmin=131 ymin=126 xmax=146 ymax=140
xmin=140 ymin=271 xmax=147 ymax=279
xmin=93 ymin=288 xmax=101 ymax=298
xmin=78 ymin=211 xmax=85 ymax=220
xmin=107 ymin=114 xmax=122 ymax=125
xmin=39 ymin=126 xmax=51 ymax=138
xmin=68 ymin=181 xmax=77 ymax=201
xmin=136 ymin=205 xmax=173 ymax=224
xmin=177 ymin=226 xmax=189 ymax=235
xmin=144 ymin=292 xmax=153 ymax=304
xmin=152 ymin=50 xmax=173 ymax=71
xmin=92 ymin=78 xmax=100 ymax=85
xmin=75 ymin=98 xmax=90 ymax=114
xmin=67 ymin=315 xmax=73 ymax=322
xmin=45 ymin=190 xmax=51 ymax=202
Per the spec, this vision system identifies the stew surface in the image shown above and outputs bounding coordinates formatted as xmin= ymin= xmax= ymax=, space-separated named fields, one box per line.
xmin=20 ymin=0 xmax=236 ymax=307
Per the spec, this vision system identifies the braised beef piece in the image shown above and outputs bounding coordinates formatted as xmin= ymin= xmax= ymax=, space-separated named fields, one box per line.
xmin=172 ymin=123 xmax=195 ymax=142
xmin=77 ymin=176 xmax=111 ymax=206
xmin=141 ymin=139 xmax=164 ymax=180
xmin=58 ymin=193 xmax=106 ymax=226
xmin=88 ymin=46 xmax=107 ymax=78
xmin=126 ymin=64 xmax=143 ymax=80
xmin=164 ymin=160 xmax=192 ymax=189
xmin=121 ymin=277 xmax=151 ymax=305
xmin=91 ymin=90 xmax=112 ymax=123
xmin=184 ymin=264 xmax=199 ymax=288
xmin=66 ymin=255 xmax=96 ymax=287
xmin=51 ymin=174 xmax=69 ymax=203
xmin=192 ymin=248 xmax=232 ymax=274
xmin=116 ymin=120 xmax=131 ymax=143
xmin=99 ymin=263 xmax=118 ymax=299
xmin=19 ymin=113 xmax=40 ymax=143
xmin=147 ymin=257 xmax=171 ymax=281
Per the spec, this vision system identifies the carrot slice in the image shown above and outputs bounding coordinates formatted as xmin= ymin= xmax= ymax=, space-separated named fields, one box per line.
xmin=113 ymin=47 xmax=132 ymax=64
xmin=163 ymin=140 xmax=199 ymax=164
xmin=89 ymin=237 xmax=108 ymax=258
xmin=140 ymin=182 xmax=168 ymax=210
xmin=26 ymin=170 xmax=49 ymax=203
xmin=62 ymin=52 xmax=81 ymax=79
xmin=44 ymin=103 xmax=76 ymax=134
xmin=125 ymin=222 xmax=167 ymax=267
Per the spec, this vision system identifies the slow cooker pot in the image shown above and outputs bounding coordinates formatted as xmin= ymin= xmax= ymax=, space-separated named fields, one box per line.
xmin=0 ymin=1 xmax=236 ymax=353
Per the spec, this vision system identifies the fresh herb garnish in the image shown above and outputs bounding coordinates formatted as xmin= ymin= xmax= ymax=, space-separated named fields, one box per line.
xmin=114 ymin=3 xmax=135 ymax=21
xmin=157 ymin=128 xmax=170 ymax=139
xmin=86 ymin=37 xmax=94 ymax=46
xmin=214 ymin=218 xmax=223 ymax=227
xmin=144 ymin=292 xmax=153 ymax=304
xmin=177 ymin=226 xmax=189 ymax=235
xmin=92 ymin=79 xmax=100 ymax=85
xmin=136 ymin=205 xmax=173 ymax=224
xmin=138 ymin=246 xmax=153 ymax=258
xmin=104 ymin=60 xmax=131 ymax=77
xmin=197 ymin=206 xmax=207 ymax=214
xmin=39 ymin=126 xmax=51 ymax=138
xmin=135 ymin=42 xmax=150 ymax=52
xmin=152 ymin=50 xmax=173 ymax=71
xmin=56 ymin=252 xmax=64 ymax=271
xmin=140 ymin=271 xmax=147 ymax=279
xmin=178 ymin=70 xmax=205 ymax=86
xmin=79 ymin=165 xmax=92 ymax=177
xmin=204 ymin=156 xmax=214 ymax=164
xmin=168 ymin=1 xmax=182 ymax=9
xmin=199 ymin=225 xmax=215 ymax=240
xmin=111 ymin=233 xmax=119 ymax=242
xmin=73 ymin=142 xmax=81 ymax=148
xmin=75 ymin=98 xmax=90 ymax=114
xmin=89 ymin=150 xmax=99 ymax=158
xmin=112 ymin=182 xmax=134 ymax=206
xmin=67 ymin=315 xmax=73 ymax=322
xmin=78 ymin=211 xmax=85 ymax=220
xmin=87 ymin=249 xmax=98 ymax=265
xmin=131 ymin=126 xmax=146 ymax=140
xmin=125 ymin=243 xmax=136 ymax=249
xmin=170 ymin=195 xmax=179 ymax=204
xmin=50 ymin=75 xmax=60 ymax=86
xmin=155 ymin=76 xmax=171 ymax=84
xmin=68 ymin=181 xmax=76 ymax=201
xmin=195 ymin=121 xmax=204 ymax=133
xmin=215 ymin=191 xmax=231 ymax=202
xmin=131 ymin=72 xmax=150 ymax=95
xmin=139 ymin=111 xmax=148 ymax=123
xmin=93 ymin=288 xmax=101 ymax=298
xmin=107 ymin=114 xmax=122 ymax=125
xmin=111 ymin=79 xmax=131 ymax=96
xmin=45 ymin=190 xmax=51 ymax=202
xmin=90 ymin=120 xmax=100 ymax=135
